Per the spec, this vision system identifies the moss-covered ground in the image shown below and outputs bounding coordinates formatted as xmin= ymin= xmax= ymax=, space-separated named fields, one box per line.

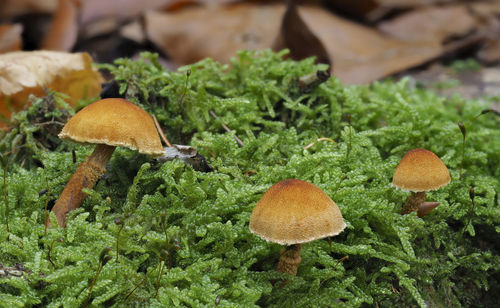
xmin=0 ymin=50 xmax=499 ymax=307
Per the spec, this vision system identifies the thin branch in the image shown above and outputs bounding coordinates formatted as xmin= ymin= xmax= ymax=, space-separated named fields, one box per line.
xmin=152 ymin=115 xmax=172 ymax=147
xmin=33 ymin=120 xmax=66 ymax=127
xmin=2 ymin=155 xmax=9 ymax=233
xmin=209 ymin=110 xmax=244 ymax=147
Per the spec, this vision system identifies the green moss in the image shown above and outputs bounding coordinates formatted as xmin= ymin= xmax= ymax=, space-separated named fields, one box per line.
xmin=1 ymin=50 xmax=499 ymax=307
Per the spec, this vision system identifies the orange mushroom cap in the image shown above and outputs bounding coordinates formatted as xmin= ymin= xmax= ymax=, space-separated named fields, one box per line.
xmin=58 ymin=98 xmax=164 ymax=156
xmin=392 ymin=148 xmax=451 ymax=192
xmin=249 ymin=179 xmax=346 ymax=245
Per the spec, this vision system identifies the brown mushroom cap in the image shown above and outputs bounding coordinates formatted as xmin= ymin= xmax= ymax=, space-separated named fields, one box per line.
xmin=249 ymin=179 xmax=346 ymax=245
xmin=58 ymin=98 xmax=164 ymax=155
xmin=392 ymin=148 xmax=451 ymax=192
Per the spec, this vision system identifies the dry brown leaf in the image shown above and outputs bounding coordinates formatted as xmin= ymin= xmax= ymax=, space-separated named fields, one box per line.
xmin=0 ymin=0 xmax=57 ymax=19
xmin=79 ymin=0 xmax=234 ymax=23
xmin=0 ymin=24 xmax=23 ymax=54
xmin=80 ymin=0 xmax=173 ymax=24
xmin=323 ymin=0 xmax=455 ymax=22
xmin=121 ymin=20 xmax=147 ymax=44
xmin=374 ymin=0 xmax=454 ymax=8
xmin=145 ymin=4 xmax=281 ymax=65
xmin=272 ymin=0 xmax=331 ymax=67
xmin=0 ymin=51 xmax=103 ymax=128
xmin=478 ymin=36 xmax=500 ymax=64
xmin=470 ymin=2 xmax=500 ymax=64
xmin=40 ymin=0 xmax=79 ymax=51
xmin=378 ymin=5 xmax=477 ymax=43
xmin=470 ymin=2 xmax=500 ymax=16
xmin=146 ymin=3 xmax=444 ymax=84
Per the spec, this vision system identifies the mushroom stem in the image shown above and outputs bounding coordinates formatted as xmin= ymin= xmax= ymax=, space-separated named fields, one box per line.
xmin=276 ymin=244 xmax=302 ymax=275
xmin=52 ymin=144 xmax=115 ymax=227
xmin=401 ymin=191 xmax=427 ymax=215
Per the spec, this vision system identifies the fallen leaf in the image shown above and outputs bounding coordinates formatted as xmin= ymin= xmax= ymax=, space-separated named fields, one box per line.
xmin=272 ymin=0 xmax=331 ymax=67
xmin=80 ymin=0 xmax=172 ymax=24
xmin=0 ymin=24 xmax=23 ymax=53
xmin=478 ymin=36 xmax=500 ymax=64
xmin=470 ymin=2 xmax=500 ymax=17
xmin=321 ymin=0 xmax=380 ymax=21
xmin=80 ymin=17 xmax=122 ymax=41
xmin=145 ymin=3 xmax=473 ymax=84
xmin=374 ymin=0 xmax=455 ymax=9
xmin=153 ymin=3 xmax=435 ymax=84
xmin=144 ymin=4 xmax=281 ymax=65
xmin=40 ymin=0 xmax=79 ymax=51
xmin=469 ymin=2 xmax=500 ymax=65
xmin=324 ymin=0 xmax=455 ymax=22
xmin=300 ymin=5 xmax=443 ymax=84
xmin=120 ymin=20 xmax=147 ymax=44
xmin=0 ymin=51 xmax=104 ymax=128
xmin=0 ymin=0 xmax=57 ymax=19
xmin=377 ymin=5 xmax=477 ymax=43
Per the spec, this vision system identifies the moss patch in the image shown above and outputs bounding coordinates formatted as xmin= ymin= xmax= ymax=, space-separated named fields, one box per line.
xmin=1 ymin=50 xmax=499 ymax=307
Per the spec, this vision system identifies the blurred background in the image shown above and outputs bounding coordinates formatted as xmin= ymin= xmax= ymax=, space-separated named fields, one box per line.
xmin=1 ymin=0 xmax=500 ymax=99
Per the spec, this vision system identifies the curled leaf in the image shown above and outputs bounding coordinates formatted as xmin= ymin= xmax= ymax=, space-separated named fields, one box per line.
xmin=41 ymin=0 xmax=80 ymax=51
xmin=0 ymin=24 xmax=23 ymax=54
xmin=0 ymin=51 xmax=103 ymax=128
xmin=272 ymin=0 xmax=331 ymax=67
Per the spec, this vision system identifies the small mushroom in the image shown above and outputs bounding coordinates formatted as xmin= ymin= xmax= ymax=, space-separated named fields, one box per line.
xmin=249 ymin=179 xmax=346 ymax=275
xmin=51 ymin=98 xmax=164 ymax=227
xmin=392 ymin=148 xmax=450 ymax=215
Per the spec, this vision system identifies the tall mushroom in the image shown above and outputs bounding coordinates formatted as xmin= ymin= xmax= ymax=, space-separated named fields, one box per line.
xmin=249 ymin=179 xmax=346 ymax=275
xmin=52 ymin=98 xmax=164 ymax=227
xmin=392 ymin=148 xmax=451 ymax=215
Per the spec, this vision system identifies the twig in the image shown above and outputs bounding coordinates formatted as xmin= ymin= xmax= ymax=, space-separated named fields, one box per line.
xmin=209 ymin=110 xmax=244 ymax=146
xmin=43 ymin=178 xmax=50 ymax=236
xmin=303 ymin=137 xmax=336 ymax=149
xmin=152 ymin=115 xmax=172 ymax=147
xmin=155 ymin=259 xmax=165 ymax=298
xmin=33 ymin=120 xmax=66 ymax=127
xmin=178 ymin=69 xmax=191 ymax=109
xmin=125 ymin=264 xmax=159 ymax=300
xmin=114 ymin=218 xmax=124 ymax=264
xmin=462 ymin=187 xmax=475 ymax=234
xmin=458 ymin=122 xmax=466 ymax=179
xmin=347 ymin=114 xmax=352 ymax=158
xmin=298 ymin=70 xmax=330 ymax=93
xmin=83 ymin=248 xmax=112 ymax=307
xmin=319 ymin=255 xmax=349 ymax=287
xmin=47 ymin=239 xmax=59 ymax=268
xmin=2 ymin=155 xmax=9 ymax=234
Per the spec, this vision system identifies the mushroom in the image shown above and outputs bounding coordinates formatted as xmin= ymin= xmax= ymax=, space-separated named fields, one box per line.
xmin=51 ymin=98 xmax=164 ymax=227
xmin=249 ymin=179 xmax=346 ymax=275
xmin=392 ymin=148 xmax=451 ymax=215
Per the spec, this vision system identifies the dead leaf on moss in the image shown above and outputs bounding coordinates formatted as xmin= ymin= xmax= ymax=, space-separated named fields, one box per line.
xmin=40 ymin=0 xmax=79 ymax=51
xmin=0 ymin=24 xmax=23 ymax=53
xmin=145 ymin=3 xmax=447 ymax=84
xmin=300 ymin=5 xmax=444 ymax=84
xmin=0 ymin=51 xmax=104 ymax=128
xmin=272 ymin=0 xmax=331 ymax=67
